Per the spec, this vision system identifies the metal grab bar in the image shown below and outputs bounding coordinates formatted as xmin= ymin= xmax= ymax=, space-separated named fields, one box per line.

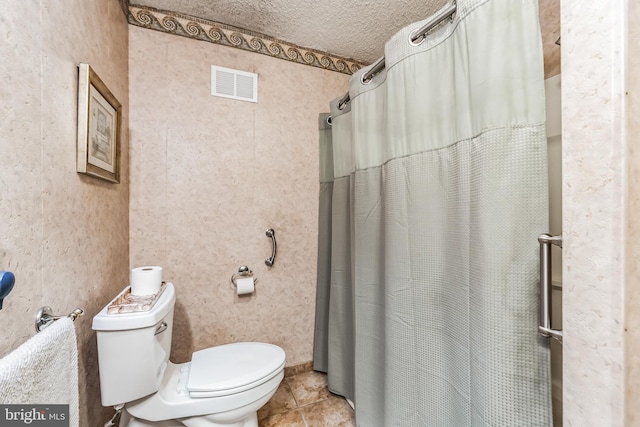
xmin=538 ymin=234 xmax=563 ymax=343
xmin=265 ymin=228 xmax=277 ymax=267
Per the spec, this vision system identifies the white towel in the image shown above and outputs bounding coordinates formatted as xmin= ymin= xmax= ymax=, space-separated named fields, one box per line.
xmin=0 ymin=317 xmax=79 ymax=426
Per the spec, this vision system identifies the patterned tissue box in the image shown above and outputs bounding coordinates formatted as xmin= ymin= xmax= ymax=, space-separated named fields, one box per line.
xmin=107 ymin=282 xmax=167 ymax=314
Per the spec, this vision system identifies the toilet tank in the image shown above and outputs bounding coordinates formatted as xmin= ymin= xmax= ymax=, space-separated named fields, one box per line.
xmin=92 ymin=282 xmax=176 ymax=406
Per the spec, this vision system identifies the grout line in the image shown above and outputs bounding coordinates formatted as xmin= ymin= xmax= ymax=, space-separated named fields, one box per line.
xmin=298 ymin=406 xmax=309 ymax=427
xmin=264 ymin=385 xmax=355 ymax=426
xmin=296 ymin=394 xmax=334 ymax=409
xmin=266 ymin=371 xmax=356 ymax=427
xmin=284 ymin=382 xmax=300 ymax=409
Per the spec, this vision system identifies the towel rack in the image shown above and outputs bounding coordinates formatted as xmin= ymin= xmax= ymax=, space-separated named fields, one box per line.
xmin=35 ymin=306 xmax=84 ymax=333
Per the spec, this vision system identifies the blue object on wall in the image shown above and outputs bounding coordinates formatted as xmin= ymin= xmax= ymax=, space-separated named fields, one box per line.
xmin=0 ymin=271 xmax=15 ymax=310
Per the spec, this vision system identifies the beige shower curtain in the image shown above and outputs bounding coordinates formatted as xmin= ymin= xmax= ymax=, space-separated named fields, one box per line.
xmin=314 ymin=0 xmax=552 ymax=425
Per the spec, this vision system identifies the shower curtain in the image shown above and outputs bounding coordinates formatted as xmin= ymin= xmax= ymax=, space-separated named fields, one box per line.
xmin=313 ymin=0 xmax=552 ymax=425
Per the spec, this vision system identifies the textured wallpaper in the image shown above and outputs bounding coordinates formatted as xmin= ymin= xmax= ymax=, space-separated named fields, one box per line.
xmin=129 ymin=26 xmax=349 ymax=367
xmin=561 ymin=1 xmax=628 ymax=425
xmin=626 ymin=0 xmax=640 ymax=423
xmin=0 ymin=0 xmax=129 ymax=425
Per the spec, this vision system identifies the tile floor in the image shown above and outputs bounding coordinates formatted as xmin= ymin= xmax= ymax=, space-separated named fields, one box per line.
xmin=258 ymin=370 xmax=355 ymax=427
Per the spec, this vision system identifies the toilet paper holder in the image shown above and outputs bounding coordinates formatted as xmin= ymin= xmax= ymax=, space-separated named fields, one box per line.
xmin=230 ymin=265 xmax=258 ymax=289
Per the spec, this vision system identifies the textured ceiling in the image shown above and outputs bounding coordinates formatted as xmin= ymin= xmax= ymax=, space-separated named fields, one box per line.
xmin=131 ymin=0 xmax=450 ymax=64
xmin=129 ymin=0 xmax=560 ymax=75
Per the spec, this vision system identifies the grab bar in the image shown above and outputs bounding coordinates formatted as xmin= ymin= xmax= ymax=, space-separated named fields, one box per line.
xmin=538 ymin=234 xmax=563 ymax=343
xmin=35 ymin=306 xmax=84 ymax=333
xmin=265 ymin=228 xmax=277 ymax=267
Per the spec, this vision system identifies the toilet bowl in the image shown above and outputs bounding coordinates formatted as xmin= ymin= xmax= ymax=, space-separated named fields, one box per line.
xmin=92 ymin=282 xmax=285 ymax=426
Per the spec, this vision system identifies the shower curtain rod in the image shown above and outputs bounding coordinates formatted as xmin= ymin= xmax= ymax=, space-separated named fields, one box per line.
xmin=336 ymin=2 xmax=457 ymax=111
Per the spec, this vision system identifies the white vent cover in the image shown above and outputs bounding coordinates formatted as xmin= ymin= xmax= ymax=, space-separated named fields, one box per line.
xmin=211 ymin=66 xmax=258 ymax=103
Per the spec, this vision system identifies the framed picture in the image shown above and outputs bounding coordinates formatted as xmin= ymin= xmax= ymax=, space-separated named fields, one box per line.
xmin=77 ymin=63 xmax=121 ymax=183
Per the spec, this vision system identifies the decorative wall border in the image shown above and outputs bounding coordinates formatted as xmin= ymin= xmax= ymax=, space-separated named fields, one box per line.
xmin=124 ymin=4 xmax=366 ymax=75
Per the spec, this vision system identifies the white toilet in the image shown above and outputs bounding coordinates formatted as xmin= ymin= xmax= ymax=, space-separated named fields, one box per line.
xmin=92 ymin=282 xmax=286 ymax=427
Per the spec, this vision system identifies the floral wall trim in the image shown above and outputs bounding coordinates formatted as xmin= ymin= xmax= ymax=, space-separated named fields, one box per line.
xmin=125 ymin=5 xmax=366 ymax=75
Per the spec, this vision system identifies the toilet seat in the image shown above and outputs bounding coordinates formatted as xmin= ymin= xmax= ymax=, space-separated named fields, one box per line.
xmin=187 ymin=342 xmax=286 ymax=398
xmin=125 ymin=343 xmax=286 ymax=422
xmin=126 ymin=360 xmax=285 ymax=422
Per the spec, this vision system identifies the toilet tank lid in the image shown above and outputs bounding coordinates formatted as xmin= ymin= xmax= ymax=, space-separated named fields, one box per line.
xmin=92 ymin=282 xmax=176 ymax=331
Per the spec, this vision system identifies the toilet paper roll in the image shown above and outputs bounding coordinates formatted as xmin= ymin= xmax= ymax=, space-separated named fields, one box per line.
xmin=131 ymin=266 xmax=163 ymax=296
xmin=236 ymin=277 xmax=255 ymax=296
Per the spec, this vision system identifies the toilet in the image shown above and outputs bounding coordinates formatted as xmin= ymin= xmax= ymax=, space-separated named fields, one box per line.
xmin=92 ymin=282 xmax=285 ymax=427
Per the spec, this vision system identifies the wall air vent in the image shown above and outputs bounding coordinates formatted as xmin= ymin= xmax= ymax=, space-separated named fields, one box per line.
xmin=211 ymin=66 xmax=258 ymax=103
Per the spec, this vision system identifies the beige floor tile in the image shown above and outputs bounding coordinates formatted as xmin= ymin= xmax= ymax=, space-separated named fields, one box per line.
xmin=259 ymin=369 xmax=356 ymax=426
xmin=300 ymin=397 xmax=355 ymax=427
xmin=258 ymin=382 xmax=298 ymax=421
xmin=259 ymin=409 xmax=307 ymax=427
xmin=286 ymin=371 xmax=332 ymax=407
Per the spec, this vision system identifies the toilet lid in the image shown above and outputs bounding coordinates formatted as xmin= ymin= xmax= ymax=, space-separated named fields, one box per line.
xmin=187 ymin=342 xmax=285 ymax=396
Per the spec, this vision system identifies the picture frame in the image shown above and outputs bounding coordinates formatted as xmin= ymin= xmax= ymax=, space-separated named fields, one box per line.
xmin=77 ymin=63 xmax=121 ymax=183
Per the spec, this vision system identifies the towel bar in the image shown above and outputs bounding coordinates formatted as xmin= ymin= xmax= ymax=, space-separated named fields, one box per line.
xmin=35 ymin=306 xmax=84 ymax=333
